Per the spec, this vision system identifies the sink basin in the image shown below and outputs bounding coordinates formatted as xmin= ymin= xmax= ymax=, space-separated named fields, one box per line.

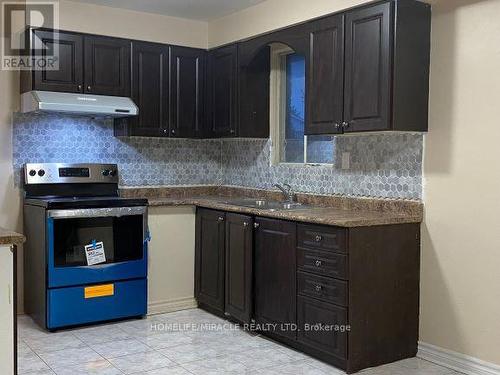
xmin=221 ymin=198 xmax=309 ymax=211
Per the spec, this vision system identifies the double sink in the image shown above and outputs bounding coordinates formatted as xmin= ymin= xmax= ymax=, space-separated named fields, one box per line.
xmin=219 ymin=198 xmax=310 ymax=212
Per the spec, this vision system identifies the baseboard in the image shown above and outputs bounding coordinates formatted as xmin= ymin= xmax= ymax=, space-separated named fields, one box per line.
xmin=418 ymin=342 xmax=500 ymax=375
xmin=147 ymin=297 xmax=197 ymax=315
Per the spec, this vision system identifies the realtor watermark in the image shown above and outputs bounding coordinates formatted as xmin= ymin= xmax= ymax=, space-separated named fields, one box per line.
xmin=150 ymin=321 xmax=351 ymax=334
xmin=1 ymin=1 xmax=59 ymax=70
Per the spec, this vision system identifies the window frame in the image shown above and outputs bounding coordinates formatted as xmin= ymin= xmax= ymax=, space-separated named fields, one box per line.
xmin=269 ymin=45 xmax=334 ymax=167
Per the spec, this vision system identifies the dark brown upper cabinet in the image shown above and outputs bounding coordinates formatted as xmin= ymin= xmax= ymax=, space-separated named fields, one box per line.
xmin=170 ymin=46 xmax=206 ymax=138
xmin=84 ymin=35 xmax=131 ymax=97
xmin=254 ymin=217 xmax=297 ymax=340
xmin=22 ymin=29 xmax=131 ymax=98
xmin=116 ymin=41 xmax=169 ymax=137
xmin=22 ymin=30 xmax=84 ymax=94
xmin=238 ymin=46 xmax=270 ymax=138
xmin=306 ymin=0 xmax=430 ymax=134
xmin=195 ymin=208 xmax=226 ymax=313
xmin=224 ymin=213 xmax=254 ymax=323
xmin=307 ymin=14 xmax=345 ymax=135
xmin=343 ymin=2 xmax=391 ymax=132
xmin=206 ymin=44 xmax=239 ymax=137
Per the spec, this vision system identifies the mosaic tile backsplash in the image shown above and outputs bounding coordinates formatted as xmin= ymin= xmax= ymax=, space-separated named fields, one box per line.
xmin=13 ymin=113 xmax=423 ymax=199
xmin=13 ymin=113 xmax=221 ymax=186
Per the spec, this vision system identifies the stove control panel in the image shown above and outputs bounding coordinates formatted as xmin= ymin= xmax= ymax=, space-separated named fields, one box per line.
xmin=24 ymin=163 xmax=119 ymax=185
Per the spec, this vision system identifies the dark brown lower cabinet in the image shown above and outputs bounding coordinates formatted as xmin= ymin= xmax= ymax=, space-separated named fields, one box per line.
xmin=195 ymin=209 xmax=420 ymax=374
xmin=254 ymin=218 xmax=297 ymax=340
xmin=195 ymin=208 xmax=225 ymax=313
xmin=297 ymin=296 xmax=347 ymax=360
xmin=224 ymin=213 xmax=253 ymax=323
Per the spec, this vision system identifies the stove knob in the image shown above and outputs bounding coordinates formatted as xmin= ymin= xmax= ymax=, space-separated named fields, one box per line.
xmin=38 ymin=169 xmax=45 ymax=177
xmin=109 ymin=170 xmax=117 ymax=177
xmin=102 ymin=170 xmax=110 ymax=176
xmin=29 ymin=170 xmax=36 ymax=177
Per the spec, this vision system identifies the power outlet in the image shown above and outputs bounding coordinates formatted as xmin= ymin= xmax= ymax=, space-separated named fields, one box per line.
xmin=341 ymin=152 xmax=350 ymax=170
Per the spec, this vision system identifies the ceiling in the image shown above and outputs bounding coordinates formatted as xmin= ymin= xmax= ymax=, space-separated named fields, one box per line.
xmin=70 ymin=0 xmax=268 ymax=21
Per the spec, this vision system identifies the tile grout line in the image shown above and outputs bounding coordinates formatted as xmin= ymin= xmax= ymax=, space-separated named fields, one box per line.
xmin=20 ymin=337 xmax=55 ymax=375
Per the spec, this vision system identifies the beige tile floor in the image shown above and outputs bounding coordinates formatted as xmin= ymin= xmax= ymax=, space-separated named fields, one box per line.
xmin=18 ymin=308 xmax=462 ymax=375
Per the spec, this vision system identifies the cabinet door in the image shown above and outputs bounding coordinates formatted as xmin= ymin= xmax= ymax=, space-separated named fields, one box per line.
xmin=207 ymin=44 xmax=238 ymax=137
xmin=225 ymin=213 xmax=253 ymax=323
xmin=238 ymin=46 xmax=270 ymax=138
xmin=130 ymin=41 xmax=169 ymax=137
xmin=32 ymin=30 xmax=83 ymax=93
xmin=254 ymin=218 xmax=297 ymax=339
xmin=306 ymin=15 xmax=344 ymax=135
xmin=84 ymin=36 xmax=131 ymax=96
xmin=344 ymin=2 xmax=392 ymax=132
xmin=170 ymin=46 xmax=206 ymax=138
xmin=297 ymin=296 xmax=347 ymax=359
xmin=195 ymin=209 xmax=225 ymax=312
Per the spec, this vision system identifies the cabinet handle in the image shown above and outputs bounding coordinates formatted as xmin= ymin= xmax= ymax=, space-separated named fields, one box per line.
xmin=342 ymin=121 xmax=350 ymax=129
xmin=229 ymin=129 xmax=235 ymax=134
xmin=77 ymin=84 xmax=82 ymax=91
xmin=315 ymin=260 xmax=322 ymax=267
xmin=171 ymin=129 xmax=176 ymax=135
xmin=243 ymin=222 xmax=249 ymax=227
xmin=218 ymin=216 xmax=224 ymax=222
xmin=87 ymin=85 xmax=92 ymax=91
xmin=254 ymin=222 xmax=260 ymax=229
xmin=334 ymin=123 xmax=341 ymax=130
xmin=315 ymin=235 xmax=322 ymax=242
xmin=315 ymin=285 xmax=322 ymax=292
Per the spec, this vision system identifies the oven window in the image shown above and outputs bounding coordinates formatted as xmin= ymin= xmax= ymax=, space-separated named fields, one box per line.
xmin=52 ymin=215 xmax=143 ymax=267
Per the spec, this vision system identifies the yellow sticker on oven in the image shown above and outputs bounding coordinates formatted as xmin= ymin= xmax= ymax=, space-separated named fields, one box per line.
xmin=84 ymin=284 xmax=114 ymax=299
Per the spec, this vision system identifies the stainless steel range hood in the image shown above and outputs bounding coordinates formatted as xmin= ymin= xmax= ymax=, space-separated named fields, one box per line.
xmin=21 ymin=91 xmax=139 ymax=118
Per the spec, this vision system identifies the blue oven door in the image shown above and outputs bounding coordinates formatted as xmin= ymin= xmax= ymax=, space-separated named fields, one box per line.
xmin=47 ymin=206 xmax=148 ymax=288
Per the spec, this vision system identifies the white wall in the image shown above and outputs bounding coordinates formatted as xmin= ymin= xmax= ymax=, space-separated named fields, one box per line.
xmin=421 ymin=0 xmax=500 ymax=365
xmin=1 ymin=0 xmax=25 ymax=314
xmin=0 ymin=245 xmax=14 ymax=375
xmin=57 ymin=0 xmax=208 ymax=48
xmin=208 ymin=0 xmax=366 ymax=47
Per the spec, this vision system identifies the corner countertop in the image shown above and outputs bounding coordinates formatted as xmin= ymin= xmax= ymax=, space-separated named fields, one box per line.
xmin=122 ymin=186 xmax=423 ymax=228
xmin=147 ymin=196 xmax=422 ymax=227
xmin=0 ymin=227 xmax=25 ymax=246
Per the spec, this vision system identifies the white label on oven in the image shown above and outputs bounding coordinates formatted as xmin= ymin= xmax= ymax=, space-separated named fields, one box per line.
xmin=85 ymin=241 xmax=106 ymax=266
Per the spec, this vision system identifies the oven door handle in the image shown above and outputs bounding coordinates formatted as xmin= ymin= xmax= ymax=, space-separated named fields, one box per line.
xmin=47 ymin=206 xmax=147 ymax=219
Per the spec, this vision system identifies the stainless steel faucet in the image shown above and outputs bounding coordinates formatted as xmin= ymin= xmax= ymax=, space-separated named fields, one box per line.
xmin=274 ymin=183 xmax=295 ymax=202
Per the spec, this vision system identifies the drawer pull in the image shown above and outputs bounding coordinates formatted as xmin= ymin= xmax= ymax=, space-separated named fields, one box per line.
xmin=315 ymin=285 xmax=322 ymax=292
xmin=315 ymin=260 xmax=322 ymax=267
xmin=315 ymin=235 xmax=323 ymax=242
xmin=218 ymin=216 xmax=224 ymax=222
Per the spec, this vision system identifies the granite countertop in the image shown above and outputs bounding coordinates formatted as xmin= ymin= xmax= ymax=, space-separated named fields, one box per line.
xmin=147 ymin=196 xmax=422 ymax=227
xmin=123 ymin=186 xmax=423 ymax=228
xmin=0 ymin=227 xmax=25 ymax=246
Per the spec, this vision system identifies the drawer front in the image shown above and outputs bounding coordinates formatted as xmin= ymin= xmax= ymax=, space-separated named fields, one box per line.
xmin=297 ymin=247 xmax=348 ymax=279
xmin=297 ymin=224 xmax=347 ymax=253
xmin=47 ymin=278 xmax=147 ymax=329
xmin=297 ymin=296 xmax=348 ymax=359
xmin=298 ymin=271 xmax=347 ymax=306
